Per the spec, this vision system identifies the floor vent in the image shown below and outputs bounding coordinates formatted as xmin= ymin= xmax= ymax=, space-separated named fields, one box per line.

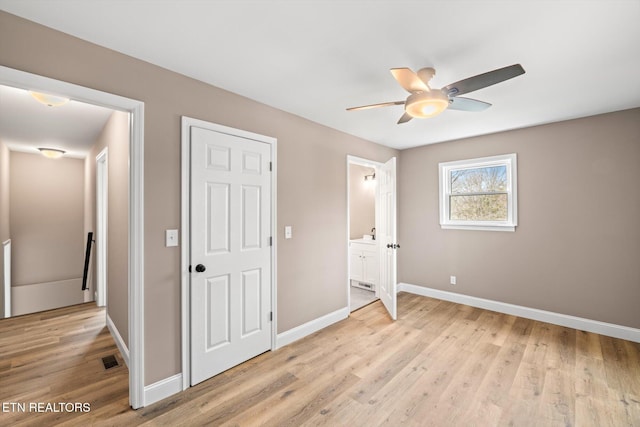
xmin=102 ymin=355 xmax=119 ymax=370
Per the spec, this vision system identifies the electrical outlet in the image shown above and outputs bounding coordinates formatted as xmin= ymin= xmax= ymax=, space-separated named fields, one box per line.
xmin=450 ymin=276 xmax=457 ymax=285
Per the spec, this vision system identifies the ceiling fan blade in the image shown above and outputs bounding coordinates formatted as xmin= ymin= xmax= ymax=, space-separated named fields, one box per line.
xmin=443 ymin=64 xmax=525 ymax=97
xmin=447 ymin=97 xmax=492 ymax=112
xmin=390 ymin=68 xmax=430 ymax=93
xmin=346 ymin=101 xmax=405 ymax=111
xmin=397 ymin=112 xmax=413 ymax=124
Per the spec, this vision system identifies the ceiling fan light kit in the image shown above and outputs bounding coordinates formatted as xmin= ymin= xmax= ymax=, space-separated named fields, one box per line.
xmin=347 ymin=64 xmax=525 ymax=124
xmin=405 ymin=90 xmax=449 ymax=118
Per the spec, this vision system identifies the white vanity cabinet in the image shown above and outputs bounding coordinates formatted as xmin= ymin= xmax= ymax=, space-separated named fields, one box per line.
xmin=349 ymin=240 xmax=379 ymax=289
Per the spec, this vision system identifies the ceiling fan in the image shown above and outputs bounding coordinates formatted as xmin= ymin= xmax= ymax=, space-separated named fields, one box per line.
xmin=347 ymin=64 xmax=525 ymax=124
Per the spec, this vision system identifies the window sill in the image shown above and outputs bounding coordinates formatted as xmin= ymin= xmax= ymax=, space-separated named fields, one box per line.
xmin=440 ymin=224 xmax=516 ymax=232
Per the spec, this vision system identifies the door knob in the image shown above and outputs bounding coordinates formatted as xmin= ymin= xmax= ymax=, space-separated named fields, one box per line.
xmin=387 ymin=244 xmax=392 ymax=248
xmin=195 ymin=264 xmax=206 ymax=273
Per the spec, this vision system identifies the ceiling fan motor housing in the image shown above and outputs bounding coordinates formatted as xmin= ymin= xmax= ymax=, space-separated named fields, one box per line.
xmin=416 ymin=67 xmax=436 ymax=85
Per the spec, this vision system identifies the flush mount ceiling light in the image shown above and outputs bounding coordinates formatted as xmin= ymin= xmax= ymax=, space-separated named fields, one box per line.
xmin=38 ymin=148 xmax=66 ymax=159
xmin=29 ymin=91 xmax=70 ymax=107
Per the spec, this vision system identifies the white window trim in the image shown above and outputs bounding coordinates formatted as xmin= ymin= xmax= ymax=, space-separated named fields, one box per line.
xmin=439 ymin=153 xmax=517 ymax=232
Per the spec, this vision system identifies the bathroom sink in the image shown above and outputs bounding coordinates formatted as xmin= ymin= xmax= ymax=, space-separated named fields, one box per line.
xmin=350 ymin=238 xmax=376 ymax=244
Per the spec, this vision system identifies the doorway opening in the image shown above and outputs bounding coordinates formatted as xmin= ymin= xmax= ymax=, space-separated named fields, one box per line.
xmin=0 ymin=65 xmax=145 ymax=408
xmin=0 ymin=84 xmax=120 ymax=317
xmin=346 ymin=155 xmax=398 ymax=319
xmin=0 ymin=118 xmax=107 ymax=316
xmin=347 ymin=157 xmax=380 ymax=312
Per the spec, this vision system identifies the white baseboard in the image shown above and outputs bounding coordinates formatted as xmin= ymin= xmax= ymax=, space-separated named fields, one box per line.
xmin=276 ymin=306 xmax=349 ymax=349
xmin=144 ymin=373 xmax=183 ymax=406
xmin=106 ymin=314 xmax=130 ymax=367
xmin=398 ymin=283 xmax=640 ymax=343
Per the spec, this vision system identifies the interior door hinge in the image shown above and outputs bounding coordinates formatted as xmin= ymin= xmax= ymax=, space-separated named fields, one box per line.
xmin=269 ymin=236 xmax=273 ymax=246
xmin=270 ymin=311 xmax=273 ymax=321
xmin=269 ymin=161 xmax=272 ymax=171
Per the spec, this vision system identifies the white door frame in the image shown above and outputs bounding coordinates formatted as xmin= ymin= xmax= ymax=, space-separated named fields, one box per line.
xmin=2 ymin=239 xmax=10 ymax=318
xmin=0 ymin=66 xmax=146 ymax=409
xmin=180 ymin=116 xmax=277 ymax=390
xmin=346 ymin=155 xmax=383 ymax=312
xmin=95 ymin=148 xmax=108 ymax=308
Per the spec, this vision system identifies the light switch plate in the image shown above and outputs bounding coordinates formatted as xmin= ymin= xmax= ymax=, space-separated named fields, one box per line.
xmin=166 ymin=229 xmax=178 ymax=247
xmin=285 ymin=226 xmax=292 ymax=239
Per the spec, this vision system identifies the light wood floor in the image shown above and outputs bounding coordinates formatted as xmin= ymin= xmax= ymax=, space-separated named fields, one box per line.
xmin=1 ymin=294 xmax=639 ymax=426
xmin=0 ymin=303 xmax=128 ymax=426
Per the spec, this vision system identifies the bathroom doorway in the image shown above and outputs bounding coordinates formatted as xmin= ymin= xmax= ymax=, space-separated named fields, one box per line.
xmin=347 ymin=156 xmax=380 ymax=312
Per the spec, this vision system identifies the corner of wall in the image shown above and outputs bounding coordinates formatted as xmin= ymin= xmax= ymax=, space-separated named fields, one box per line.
xmin=276 ymin=306 xmax=349 ymax=349
xmin=106 ymin=313 xmax=129 ymax=366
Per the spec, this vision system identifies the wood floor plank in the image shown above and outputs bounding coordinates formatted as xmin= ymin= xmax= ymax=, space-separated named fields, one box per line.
xmin=539 ymin=365 xmax=575 ymax=426
xmin=501 ymin=360 xmax=547 ymax=425
xmin=2 ymin=293 xmax=639 ymax=426
xmin=428 ymin=341 xmax=502 ymax=426
xmin=164 ymin=372 xmax=298 ymax=426
xmin=379 ymin=335 xmax=475 ymax=424
xmin=260 ymin=371 xmax=360 ymax=427
xmin=350 ymin=333 xmax=429 ymax=404
xmin=460 ymin=340 xmax=526 ymax=424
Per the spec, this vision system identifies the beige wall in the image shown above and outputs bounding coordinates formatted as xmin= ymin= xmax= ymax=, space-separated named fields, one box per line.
xmin=9 ymin=151 xmax=84 ymax=287
xmin=0 ymin=139 xmax=9 ymax=317
xmin=349 ymin=164 xmax=375 ymax=240
xmin=0 ymin=12 xmax=398 ymax=384
xmin=85 ymin=111 xmax=130 ymax=344
xmin=398 ymin=108 xmax=640 ymax=329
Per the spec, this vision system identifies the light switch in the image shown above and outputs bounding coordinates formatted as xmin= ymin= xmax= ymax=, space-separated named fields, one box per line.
xmin=166 ymin=229 xmax=179 ymax=247
xmin=285 ymin=226 xmax=292 ymax=239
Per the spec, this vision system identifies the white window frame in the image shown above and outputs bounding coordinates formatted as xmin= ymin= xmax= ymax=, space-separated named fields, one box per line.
xmin=439 ymin=153 xmax=517 ymax=232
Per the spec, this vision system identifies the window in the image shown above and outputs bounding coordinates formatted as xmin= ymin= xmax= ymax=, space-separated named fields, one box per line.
xmin=439 ymin=153 xmax=517 ymax=231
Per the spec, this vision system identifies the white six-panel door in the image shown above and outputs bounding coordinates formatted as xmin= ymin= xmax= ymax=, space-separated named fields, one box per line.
xmin=190 ymin=126 xmax=272 ymax=386
xmin=378 ymin=157 xmax=397 ymax=320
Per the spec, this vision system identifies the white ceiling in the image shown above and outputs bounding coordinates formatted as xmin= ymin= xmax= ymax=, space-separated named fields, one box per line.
xmin=1 ymin=0 xmax=639 ymax=150
xmin=0 ymin=85 xmax=114 ymax=158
